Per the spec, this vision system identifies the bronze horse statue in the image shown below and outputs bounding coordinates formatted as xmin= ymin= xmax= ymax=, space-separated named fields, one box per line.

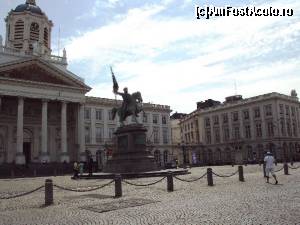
xmin=112 ymin=91 xmax=143 ymax=125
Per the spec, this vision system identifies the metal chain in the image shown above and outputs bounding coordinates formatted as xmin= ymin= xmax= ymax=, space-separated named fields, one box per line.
xmin=288 ymin=165 xmax=300 ymax=170
xmin=53 ymin=180 xmax=114 ymax=192
xmin=0 ymin=185 xmax=44 ymax=200
xmin=174 ymin=172 xmax=207 ymax=183
xmin=212 ymin=170 xmax=239 ymax=178
xmin=123 ymin=177 xmax=166 ymax=187
xmin=274 ymin=167 xmax=284 ymax=172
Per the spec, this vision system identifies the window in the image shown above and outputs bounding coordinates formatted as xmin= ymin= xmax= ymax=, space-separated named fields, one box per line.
xmin=232 ymin=112 xmax=239 ymax=122
xmin=14 ymin=20 xmax=24 ymax=49
xmin=224 ymin=127 xmax=230 ymax=141
xmin=206 ymin=129 xmax=211 ymax=144
xmin=108 ymin=128 xmax=115 ymax=139
xmin=153 ymin=114 xmax=159 ymax=124
xmin=153 ymin=127 xmax=160 ymax=143
xmin=265 ymin=105 xmax=272 ymax=116
xmin=280 ymin=119 xmax=285 ymax=136
xmin=162 ymin=128 xmax=168 ymax=144
xmin=214 ymin=128 xmax=220 ymax=143
xmin=233 ymin=127 xmax=240 ymax=139
xmin=222 ymin=113 xmax=228 ymax=124
xmin=162 ymin=115 xmax=167 ymax=125
xmin=291 ymin=106 xmax=295 ymax=117
xmin=245 ymin=125 xmax=251 ymax=139
xmin=143 ymin=113 xmax=148 ymax=123
xmin=256 ymin=123 xmax=262 ymax=137
xmin=287 ymin=121 xmax=292 ymax=136
xmin=205 ymin=117 xmax=210 ymax=127
xmin=44 ymin=27 xmax=49 ymax=47
xmin=254 ymin=107 xmax=260 ymax=118
xmin=279 ymin=104 xmax=284 ymax=114
xmin=108 ymin=110 xmax=114 ymax=121
xmin=191 ymin=123 xmax=193 ymax=129
xmin=84 ymin=108 xmax=91 ymax=120
xmin=213 ymin=115 xmax=219 ymax=125
xmin=85 ymin=126 xmax=91 ymax=143
xmin=30 ymin=22 xmax=39 ymax=42
xmin=267 ymin=122 xmax=274 ymax=137
xmin=286 ymin=105 xmax=290 ymax=116
xmin=292 ymin=122 xmax=297 ymax=137
xmin=95 ymin=109 xmax=102 ymax=121
xmin=95 ymin=127 xmax=103 ymax=143
xmin=243 ymin=110 xmax=249 ymax=120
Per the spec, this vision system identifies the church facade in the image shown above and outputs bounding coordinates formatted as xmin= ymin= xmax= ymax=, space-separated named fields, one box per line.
xmin=0 ymin=0 xmax=172 ymax=168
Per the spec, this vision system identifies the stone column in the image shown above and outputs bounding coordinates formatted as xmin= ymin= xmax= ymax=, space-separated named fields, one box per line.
xmin=60 ymin=101 xmax=69 ymax=162
xmin=15 ymin=97 xmax=25 ymax=165
xmin=40 ymin=100 xmax=50 ymax=162
xmin=78 ymin=103 xmax=86 ymax=161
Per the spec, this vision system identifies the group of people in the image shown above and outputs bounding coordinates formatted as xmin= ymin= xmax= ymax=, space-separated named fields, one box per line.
xmin=72 ymin=158 xmax=94 ymax=179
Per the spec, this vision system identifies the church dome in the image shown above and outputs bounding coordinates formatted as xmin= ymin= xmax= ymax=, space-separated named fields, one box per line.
xmin=14 ymin=1 xmax=43 ymax=15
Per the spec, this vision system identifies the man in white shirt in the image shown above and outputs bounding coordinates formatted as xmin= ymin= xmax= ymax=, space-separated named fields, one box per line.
xmin=264 ymin=152 xmax=278 ymax=184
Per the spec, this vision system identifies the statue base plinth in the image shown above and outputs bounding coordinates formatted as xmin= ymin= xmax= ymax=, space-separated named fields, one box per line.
xmin=104 ymin=124 xmax=157 ymax=173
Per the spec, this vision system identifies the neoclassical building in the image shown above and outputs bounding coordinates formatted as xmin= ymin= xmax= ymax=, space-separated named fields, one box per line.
xmin=180 ymin=92 xmax=300 ymax=165
xmin=0 ymin=0 xmax=172 ymax=168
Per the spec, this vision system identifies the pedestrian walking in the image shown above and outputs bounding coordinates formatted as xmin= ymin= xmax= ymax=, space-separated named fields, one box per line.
xmin=73 ymin=161 xmax=79 ymax=179
xmin=264 ymin=152 xmax=278 ymax=184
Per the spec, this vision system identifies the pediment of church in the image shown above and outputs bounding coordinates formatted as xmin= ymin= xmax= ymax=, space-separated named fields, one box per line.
xmin=0 ymin=58 xmax=91 ymax=91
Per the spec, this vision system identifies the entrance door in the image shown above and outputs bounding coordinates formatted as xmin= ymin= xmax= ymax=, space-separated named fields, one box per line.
xmin=23 ymin=142 xmax=31 ymax=164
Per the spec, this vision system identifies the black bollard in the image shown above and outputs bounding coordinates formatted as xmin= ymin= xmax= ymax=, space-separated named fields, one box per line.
xmin=114 ymin=174 xmax=122 ymax=198
xmin=284 ymin=163 xmax=289 ymax=175
xmin=207 ymin=168 xmax=213 ymax=186
xmin=167 ymin=172 xmax=174 ymax=192
xmin=238 ymin=165 xmax=245 ymax=182
xmin=45 ymin=179 xmax=53 ymax=206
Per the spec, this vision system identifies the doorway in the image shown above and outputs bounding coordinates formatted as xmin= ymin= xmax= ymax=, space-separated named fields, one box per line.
xmin=23 ymin=142 xmax=31 ymax=164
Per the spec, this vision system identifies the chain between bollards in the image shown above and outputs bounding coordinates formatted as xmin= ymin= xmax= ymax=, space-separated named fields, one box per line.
xmin=45 ymin=179 xmax=53 ymax=206
xmin=167 ymin=172 xmax=174 ymax=192
xmin=238 ymin=165 xmax=244 ymax=182
xmin=207 ymin=168 xmax=213 ymax=186
xmin=114 ymin=174 xmax=122 ymax=198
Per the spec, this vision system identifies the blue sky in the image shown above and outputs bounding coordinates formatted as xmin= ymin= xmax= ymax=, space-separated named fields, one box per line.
xmin=0 ymin=0 xmax=299 ymax=113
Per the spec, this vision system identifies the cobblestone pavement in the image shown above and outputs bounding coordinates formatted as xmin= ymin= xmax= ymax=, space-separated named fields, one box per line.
xmin=0 ymin=164 xmax=299 ymax=225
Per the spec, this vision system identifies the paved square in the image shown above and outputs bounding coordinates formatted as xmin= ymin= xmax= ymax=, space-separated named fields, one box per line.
xmin=0 ymin=164 xmax=299 ymax=225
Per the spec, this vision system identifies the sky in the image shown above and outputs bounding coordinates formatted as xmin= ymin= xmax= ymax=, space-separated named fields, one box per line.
xmin=0 ymin=0 xmax=299 ymax=114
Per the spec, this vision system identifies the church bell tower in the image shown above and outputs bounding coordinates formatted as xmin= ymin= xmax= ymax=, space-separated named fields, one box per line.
xmin=4 ymin=0 xmax=53 ymax=55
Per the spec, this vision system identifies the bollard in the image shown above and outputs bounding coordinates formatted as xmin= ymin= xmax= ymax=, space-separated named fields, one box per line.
xmin=45 ymin=179 xmax=53 ymax=206
xmin=11 ymin=169 xmax=15 ymax=179
xmin=207 ymin=168 xmax=213 ymax=186
xmin=284 ymin=163 xmax=289 ymax=175
xmin=114 ymin=174 xmax=122 ymax=198
xmin=238 ymin=165 xmax=245 ymax=182
xmin=167 ymin=172 xmax=174 ymax=192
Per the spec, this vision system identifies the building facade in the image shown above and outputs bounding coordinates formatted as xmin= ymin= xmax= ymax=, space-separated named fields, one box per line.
xmin=180 ymin=92 xmax=300 ymax=165
xmin=0 ymin=0 xmax=172 ymax=168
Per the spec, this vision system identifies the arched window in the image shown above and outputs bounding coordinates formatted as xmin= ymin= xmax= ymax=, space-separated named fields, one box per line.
xmin=44 ymin=27 xmax=48 ymax=47
xmin=30 ymin=22 xmax=39 ymax=42
xmin=14 ymin=20 xmax=24 ymax=49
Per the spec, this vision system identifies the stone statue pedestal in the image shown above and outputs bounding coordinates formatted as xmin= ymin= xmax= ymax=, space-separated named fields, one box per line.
xmin=104 ymin=124 xmax=157 ymax=173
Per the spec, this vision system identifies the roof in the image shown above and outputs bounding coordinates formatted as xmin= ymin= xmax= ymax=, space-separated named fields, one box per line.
xmin=14 ymin=2 xmax=44 ymax=15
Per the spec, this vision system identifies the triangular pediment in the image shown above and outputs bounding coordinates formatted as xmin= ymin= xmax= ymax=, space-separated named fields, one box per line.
xmin=0 ymin=58 xmax=91 ymax=91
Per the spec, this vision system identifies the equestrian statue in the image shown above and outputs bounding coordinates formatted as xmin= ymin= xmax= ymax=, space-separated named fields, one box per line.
xmin=111 ymin=67 xmax=144 ymax=126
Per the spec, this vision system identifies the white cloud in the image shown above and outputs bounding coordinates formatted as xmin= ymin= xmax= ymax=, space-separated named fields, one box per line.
xmin=66 ymin=0 xmax=300 ymax=113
